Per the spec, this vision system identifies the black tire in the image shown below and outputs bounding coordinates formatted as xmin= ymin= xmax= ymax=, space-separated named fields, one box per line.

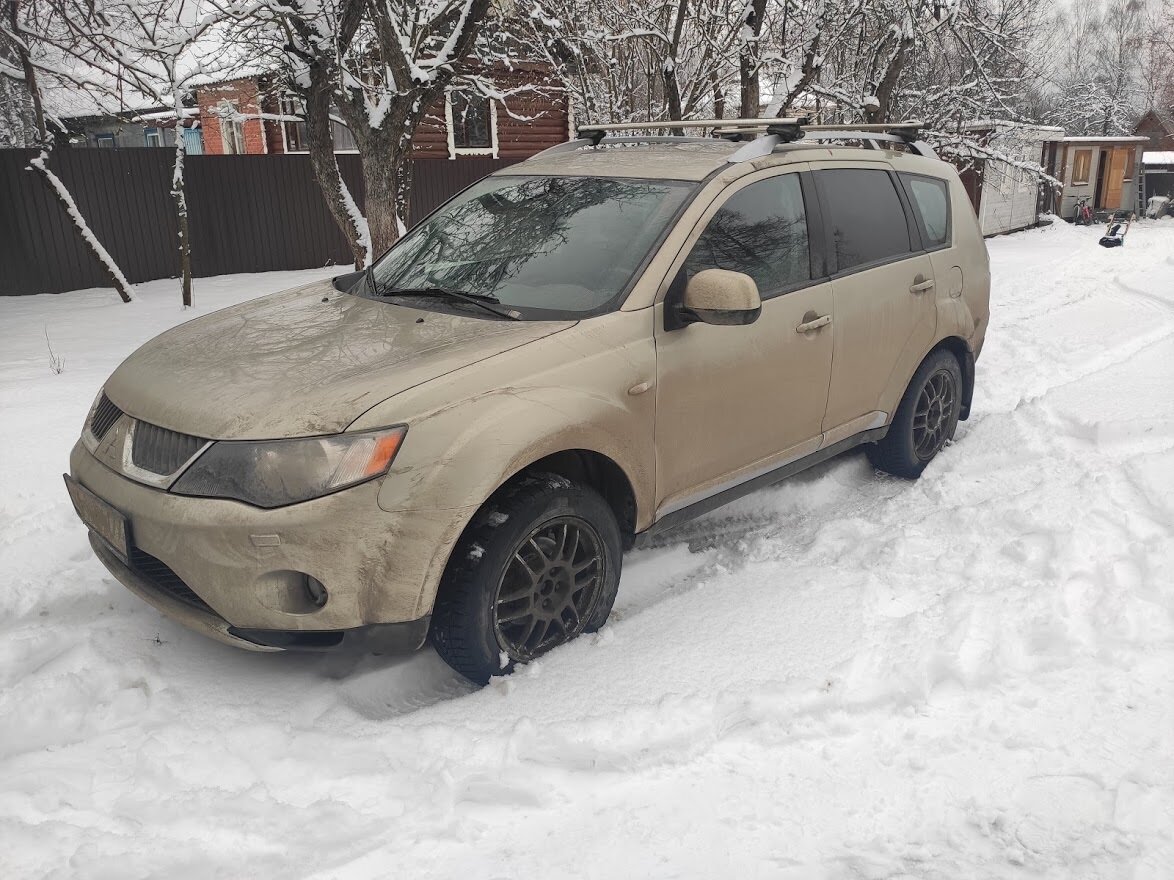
xmin=429 ymin=472 xmax=622 ymax=684
xmin=867 ymin=349 xmax=963 ymax=479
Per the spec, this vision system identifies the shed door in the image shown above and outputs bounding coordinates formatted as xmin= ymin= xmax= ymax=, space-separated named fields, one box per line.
xmin=1104 ymin=148 xmax=1128 ymax=210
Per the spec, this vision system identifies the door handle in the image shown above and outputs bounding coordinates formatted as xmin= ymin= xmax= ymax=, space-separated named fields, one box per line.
xmin=795 ymin=314 xmax=831 ymax=333
xmin=910 ymin=275 xmax=935 ymax=294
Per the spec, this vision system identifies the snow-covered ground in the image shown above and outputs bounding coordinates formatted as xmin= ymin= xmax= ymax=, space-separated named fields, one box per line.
xmin=2 ymin=224 xmax=1172 ymax=879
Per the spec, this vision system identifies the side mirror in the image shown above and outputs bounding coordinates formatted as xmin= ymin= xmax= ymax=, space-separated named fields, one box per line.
xmin=681 ymin=269 xmax=762 ymax=326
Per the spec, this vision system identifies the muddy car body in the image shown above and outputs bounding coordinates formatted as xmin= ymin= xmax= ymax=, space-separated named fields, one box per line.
xmin=68 ymin=121 xmax=991 ymax=682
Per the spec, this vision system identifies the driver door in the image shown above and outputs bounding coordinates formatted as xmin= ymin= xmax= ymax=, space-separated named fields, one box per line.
xmin=653 ymin=169 xmax=834 ymax=519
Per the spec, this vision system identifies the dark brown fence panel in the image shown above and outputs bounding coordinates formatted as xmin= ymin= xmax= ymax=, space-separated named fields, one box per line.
xmin=0 ymin=150 xmax=521 ymax=295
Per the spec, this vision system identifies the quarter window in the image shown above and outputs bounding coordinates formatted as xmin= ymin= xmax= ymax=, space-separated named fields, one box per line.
xmin=683 ymin=175 xmax=811 ymax=296
xmin=817 ymin=169 xmax=912 ymax=272
xmin=901 ymin=174 xmax=950 ymax=248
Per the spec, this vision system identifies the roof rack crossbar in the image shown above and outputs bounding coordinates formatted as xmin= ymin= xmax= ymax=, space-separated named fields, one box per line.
xmin=556 ymin=118 xmax=935 ymax=162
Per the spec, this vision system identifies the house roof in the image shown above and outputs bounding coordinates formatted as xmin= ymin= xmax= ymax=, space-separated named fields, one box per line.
xmin=1143 ymin=151 xmax=1174 ymax=165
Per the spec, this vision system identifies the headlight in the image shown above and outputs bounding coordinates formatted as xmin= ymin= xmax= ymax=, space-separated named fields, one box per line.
xmin=171 ymin=426 xmax=406 ymax=508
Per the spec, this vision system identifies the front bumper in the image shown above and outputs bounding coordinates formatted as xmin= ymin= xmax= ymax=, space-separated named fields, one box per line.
xmin=70 ymin=440 xmax=470 ymax=650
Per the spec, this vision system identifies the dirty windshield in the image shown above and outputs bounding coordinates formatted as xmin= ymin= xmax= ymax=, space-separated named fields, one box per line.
xmin=368 ymin=175 xmax=695 ymax=319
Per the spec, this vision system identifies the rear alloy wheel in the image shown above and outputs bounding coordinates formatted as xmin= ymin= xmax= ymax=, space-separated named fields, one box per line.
xmin=867 ymin=349 xmax=963 ymax=479
xmin=430 ymin=473 xmax=622 ymax=684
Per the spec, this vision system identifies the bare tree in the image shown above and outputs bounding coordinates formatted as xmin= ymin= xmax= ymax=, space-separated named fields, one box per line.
xmin=32 ymin=0 xmax=232 ymax=306
xmin=224 ymin=0 xmax=497 ymax=266
xmin=2 ymin=0 xmax=135 ymax=301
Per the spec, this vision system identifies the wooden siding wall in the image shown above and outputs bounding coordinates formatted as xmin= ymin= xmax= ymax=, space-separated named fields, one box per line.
xmin=0 ymin=149 xmax=518 ymax=296
xmin=411 ymin=66 xmax=568 ymax=159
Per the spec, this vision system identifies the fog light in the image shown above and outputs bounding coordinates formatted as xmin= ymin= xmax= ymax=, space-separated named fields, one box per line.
xmin=305 ymin=574 xmax=328 ymax=608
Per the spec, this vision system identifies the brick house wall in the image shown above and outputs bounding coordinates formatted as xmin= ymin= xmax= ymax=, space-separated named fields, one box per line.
xmin=196 ymin=78 xmax=269 ymax=155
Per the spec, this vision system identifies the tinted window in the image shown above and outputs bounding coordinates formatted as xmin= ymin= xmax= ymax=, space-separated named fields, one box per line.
xmin=903 ymin=174 xmax=950 ymax=247
xmin=370 ymin=176 xmax=693 ymax=318
xmin=684 ymin=175 xmax=811 ymax=295
xmin=818 ymin=169 xmax=912 ymax=271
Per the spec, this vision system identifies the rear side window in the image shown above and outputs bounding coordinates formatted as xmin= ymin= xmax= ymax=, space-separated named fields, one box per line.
xmin=902 ymin=174 xmax=951 ymax=248
xmin=684 ymin=174 xmax=811 ymax=296
xmin=817 ymin=169 xmax=912 ymax=272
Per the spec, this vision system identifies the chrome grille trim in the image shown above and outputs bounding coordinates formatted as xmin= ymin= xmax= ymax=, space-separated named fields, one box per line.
xmin=89 ymin=393 xmax=123 ymax=440
xmin=131 ymin=421 xmax=207 ymax=476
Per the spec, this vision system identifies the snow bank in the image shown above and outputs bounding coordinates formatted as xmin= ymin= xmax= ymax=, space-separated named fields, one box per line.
xmin=1 ymin=227 xmax=1172 ymax=878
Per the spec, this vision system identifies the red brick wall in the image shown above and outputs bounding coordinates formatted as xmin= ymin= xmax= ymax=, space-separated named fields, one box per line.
xmin=196 ymin=78 xmax=269 ymax=155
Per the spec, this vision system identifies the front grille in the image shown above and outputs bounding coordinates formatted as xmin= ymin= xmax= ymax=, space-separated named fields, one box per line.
xmin=90 ymin=393 xmax=123 ymax=440
xmin=131 ymin=421 xmax=205 ymax=475
xmin=127 ymin=546 xmax=218 ymax=616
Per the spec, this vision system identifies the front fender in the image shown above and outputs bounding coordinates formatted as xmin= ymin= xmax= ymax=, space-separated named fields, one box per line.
xmin=369 ymin=383 xmax=651 ymax=519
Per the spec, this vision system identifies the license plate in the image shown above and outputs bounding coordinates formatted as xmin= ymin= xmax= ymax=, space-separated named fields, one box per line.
xmin=64 ymin=474 xmax=131 ymax=562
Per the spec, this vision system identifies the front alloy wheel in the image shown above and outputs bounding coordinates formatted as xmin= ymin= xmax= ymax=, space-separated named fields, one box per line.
xmin=430 ymin=473 xmax=622 ymax=684
xmin=494 ymin=517 xmax=605 ymax=660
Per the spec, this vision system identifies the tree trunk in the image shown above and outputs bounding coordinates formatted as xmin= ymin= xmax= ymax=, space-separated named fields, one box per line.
xmin=871 ymin=34 xmax=914 ymax=123
xmin=738 ymin=0 xmax=767 ymax=118
xmin=170 ymin=85 xmax=192 ymax=307
xmin=303 ymin=70 xmax=369 ymax=267
xmin=361 ymin=147 xmax=401 ymax=258
xmin=663 ymin=0 xmax=689 ymax=131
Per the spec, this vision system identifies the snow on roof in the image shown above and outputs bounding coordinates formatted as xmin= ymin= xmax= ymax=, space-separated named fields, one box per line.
xmin=1062 ymin=136 xmax=1148 ymax=143
xmin=963 ymin=119 xmax=1065 ymax=134
xmin=1142 ymin=151 xmax=1174 ymax=165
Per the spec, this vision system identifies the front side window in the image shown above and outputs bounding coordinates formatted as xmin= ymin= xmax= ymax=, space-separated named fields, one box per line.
xmin=818 ymin=169 xmax=912 ymax=272
xmin=901 ymin=173 xmax=950 ymax=248
xmin=369 ymin=175 xmax=694 ymax=319
xmin=683 ymin=174 xmax=811 ymax=296
xmin=95 ymin=133 xmax=115 ymax=148
xmin=144 ymin=127 xmax=162 ymax=147
xmin=450 ymin=92 xmax=492 ymax=151
xmin=1072 ymin=149 xmax=1092 ymax=184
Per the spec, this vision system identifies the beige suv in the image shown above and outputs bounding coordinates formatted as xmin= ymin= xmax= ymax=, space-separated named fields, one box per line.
xmin=66 ymin=119 xmax=990 ymax=683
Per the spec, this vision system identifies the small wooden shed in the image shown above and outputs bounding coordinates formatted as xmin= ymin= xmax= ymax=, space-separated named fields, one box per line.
xmin=954 ymin=120 xmax=1065 ymax=236
xmin=1057 ymin=136 xmax=1147 ymax=219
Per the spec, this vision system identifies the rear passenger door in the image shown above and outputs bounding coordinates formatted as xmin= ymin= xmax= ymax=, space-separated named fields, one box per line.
xmin=815 ymin=166 xmax=937 ymax=439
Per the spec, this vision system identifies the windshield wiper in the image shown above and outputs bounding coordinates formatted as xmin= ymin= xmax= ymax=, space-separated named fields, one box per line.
xmin=380 ymin=286 xmax=521 ymax=321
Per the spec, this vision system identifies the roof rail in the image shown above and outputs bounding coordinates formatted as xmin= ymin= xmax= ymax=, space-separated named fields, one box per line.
xmin=544 ymin=118 xmax=938 ymax=163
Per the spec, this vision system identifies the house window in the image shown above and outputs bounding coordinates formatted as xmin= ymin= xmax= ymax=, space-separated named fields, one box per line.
xmin=280 ymin=96 xmax=307 ymax=152
xmin=219 ymin=100 xmax=245 ymax=154
xmin=95 ymin=133 xmax=115 ymax=148
xmin=447 ymin=92 xmax=496 ymax=156
xmin=145 ymin=127 xmax=162 ymax=147
xmin=1072 ymin=149 xmax=1092 ymax=185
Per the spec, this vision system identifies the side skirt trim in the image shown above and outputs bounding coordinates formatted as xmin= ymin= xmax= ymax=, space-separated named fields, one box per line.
xmin=634 ymin=427 xmax=887 ymax=546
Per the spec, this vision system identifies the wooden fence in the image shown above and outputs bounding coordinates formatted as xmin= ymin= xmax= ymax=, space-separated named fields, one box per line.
xmin=0 ymin=150 xmax=518 ymax=296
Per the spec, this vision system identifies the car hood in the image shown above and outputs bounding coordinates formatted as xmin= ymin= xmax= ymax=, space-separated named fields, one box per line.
xmin=104 ymin=280 xmax=575 ymax=439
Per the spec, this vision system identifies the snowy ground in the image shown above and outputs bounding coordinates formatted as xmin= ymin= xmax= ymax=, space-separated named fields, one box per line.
xmin=2 ymin=223 xmax=1173 ymax=879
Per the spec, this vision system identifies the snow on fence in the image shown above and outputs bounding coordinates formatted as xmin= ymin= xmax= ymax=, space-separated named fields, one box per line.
xmin=0 ymin=150 xmax=518 ymax=296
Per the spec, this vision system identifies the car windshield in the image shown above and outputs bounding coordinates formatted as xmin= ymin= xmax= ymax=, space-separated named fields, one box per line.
xmin=368 ymin=175 xmax=695 ymax=318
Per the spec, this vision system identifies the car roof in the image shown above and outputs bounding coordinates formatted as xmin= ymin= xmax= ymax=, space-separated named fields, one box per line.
xmin=501 ymin=139 xmax=954 ymax=183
